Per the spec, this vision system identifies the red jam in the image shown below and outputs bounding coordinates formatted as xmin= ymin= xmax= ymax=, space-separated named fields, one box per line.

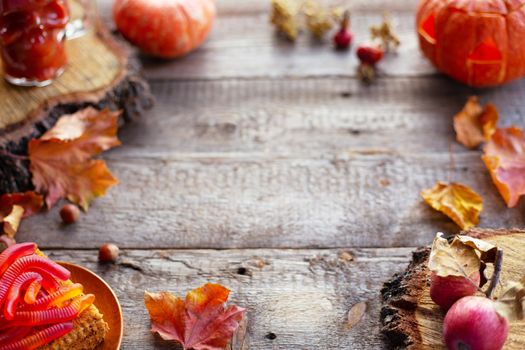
xmin=0 ymin=0 xmax=69 ymax=86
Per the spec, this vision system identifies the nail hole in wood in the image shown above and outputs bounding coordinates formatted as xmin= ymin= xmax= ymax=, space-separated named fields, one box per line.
xmin=237 ymin=267 xmax=248 ymax=275
xmin=266 ymin=332 xmax=277 ymax=340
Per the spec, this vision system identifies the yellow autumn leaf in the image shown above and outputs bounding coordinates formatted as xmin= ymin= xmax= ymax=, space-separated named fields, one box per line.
xmin=2 ymin=205 xmax=24 ymax=238
xmin=421 ymin=182 xmax=483 ymax=230
xmin=453 ymin=96 xmax=498 ymax=149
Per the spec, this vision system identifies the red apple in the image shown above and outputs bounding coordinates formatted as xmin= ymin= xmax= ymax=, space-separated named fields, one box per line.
xmin=430 ymin=271 xmax=480 ymax=310
xmin=443 ymin=296 xmax=508 ymax=350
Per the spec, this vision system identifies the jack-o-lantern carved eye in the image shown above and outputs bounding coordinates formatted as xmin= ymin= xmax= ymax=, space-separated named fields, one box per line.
xmin=468 ymin=38 xmax=502 ymax=63
xmin=419 ymin=13 xmax=437 ymax=44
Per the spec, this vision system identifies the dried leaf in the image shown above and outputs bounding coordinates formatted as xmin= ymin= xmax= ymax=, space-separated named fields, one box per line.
xmin=495 ymin=276 xmax=525 ymax=322
xmin=347 ymin=302 xmax=366 ymax=330
xmin=0 ymin=192 xmax=44 ymax=240
xmin=370 ymin=13 xmax=400 ymax=51
xmin=428 ymin=233 xmax=496 ymax=288
xmin=0 ymin=191 xmax=44 ymax=218
xmin=304 ymin=1 xmax=338 ymax=38
xmin=0 ymin=235 xmax=15 ymax=252
xmin=144 ymin=283 xmax=246 ymax=350
xmin=453 ymin=97 xmax=498 ymax=149
xmin=421 ymin=182 xmax=483 ymax=230
xmin=2 ymin=205 xmax=23 ymax=238
xmin=482 ymin=126 xmax=525 ymax=208
xmin=270 ymin=0 xmax=300 ymax=41
xmin=28 ymin=108 xmax=121 ymax=210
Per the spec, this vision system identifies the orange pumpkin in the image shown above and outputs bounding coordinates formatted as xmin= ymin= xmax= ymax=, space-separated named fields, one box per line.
xmin=416 ymin=0 xmax=525 ymax=87
xmin=113 ymin=0 xmax=216 ymax=59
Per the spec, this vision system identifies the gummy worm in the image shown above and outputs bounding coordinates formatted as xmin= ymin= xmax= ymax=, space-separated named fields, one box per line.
xmin=0 ymin=327 xmax=31 ymax=346
xmin=26 ymin=268 xmax=61 ymax=293
xmin=0 ymin=294 xmax=94 ymax=328
xmin=4 ymin=272 xmax=42 ymax=320
xmin=23 ymin=280 xmax=42 ymax=305
xmin=0 ymin=256 xmax=70 ymax=307
xmin=20 ymin=284 xmax=84 ymax=311
xmin=0 ymin=321 xmax=73 ymax=350
xmin=0 ymin=244 xmax=36 ymax=277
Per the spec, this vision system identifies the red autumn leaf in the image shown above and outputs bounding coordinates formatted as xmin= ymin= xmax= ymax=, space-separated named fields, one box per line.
xmin=482 ymin=127 xmax=525 ymax=208
xmin=0 ymin=191 xmax=44 ymax=218
xmin=144 ymin=283 xmax=246 ymax=350
xmin=0 ymin=192 xmax=44 ymax=239
xmin=28 ymin=108 xmax=121 ymax=210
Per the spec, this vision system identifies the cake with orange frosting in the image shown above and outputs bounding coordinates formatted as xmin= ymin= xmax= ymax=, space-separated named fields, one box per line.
xmin=0 ymin=243 xmax=108 ymax=350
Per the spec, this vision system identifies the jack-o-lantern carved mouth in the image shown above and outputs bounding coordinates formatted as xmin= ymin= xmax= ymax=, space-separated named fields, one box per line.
xmin=419 ymin=13 xmax=437 ymax=44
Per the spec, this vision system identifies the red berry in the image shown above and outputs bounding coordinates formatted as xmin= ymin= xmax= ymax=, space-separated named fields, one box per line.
xmin=356 ymin=44 xmax=384 ymax=65
xmin=98 ymin=243 xmax=119 ymax=263
xmin=430 ymin=271 xmax=480 ymax=310
xmin=443 ymin=296 xmax=508 ymax=350
xmin=333 ymin=10 xmax=352 ymax=50
xmin=59 ymin=204 xmax=80 ymax=224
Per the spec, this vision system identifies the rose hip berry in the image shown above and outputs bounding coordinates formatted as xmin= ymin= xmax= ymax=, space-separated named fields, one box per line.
xmin=333 ymin=10 xmax=352 ymax=50
xmin=59 ymin=204 xmax=80 ymax=225
xmin=356 ymin=44 xmax=384 ymax=65
xmin=98 ymin=243 xmax=119 ymax=263
xmin=443 ymin=296 xmax=508 ymax=350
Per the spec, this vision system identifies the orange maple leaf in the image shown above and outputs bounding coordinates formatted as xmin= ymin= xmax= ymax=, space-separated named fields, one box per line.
xmin=453 ymin=96 xmax=498 ymax=149
xmin=0 ymin=191 xmax=43 ymax=238
xmin=144 ymin=284 xmax=246 ymax=350
xmin=28 ymin=108 xmax=121 ymax=211
xmin=421 ymin=182 xmax=483 ymax=230
xmin=482 ymin=127 xmax=525 ymax=208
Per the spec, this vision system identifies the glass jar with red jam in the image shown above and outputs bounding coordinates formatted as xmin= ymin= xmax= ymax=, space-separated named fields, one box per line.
xmin=0 ymin=0 xmax=69 ymax=87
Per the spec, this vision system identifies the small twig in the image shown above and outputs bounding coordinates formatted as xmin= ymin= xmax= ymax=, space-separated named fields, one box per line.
xmin=486 ymin=249 xmax=504 ymax=299
xmin=0 ymin=149 xmax=28 ymax=161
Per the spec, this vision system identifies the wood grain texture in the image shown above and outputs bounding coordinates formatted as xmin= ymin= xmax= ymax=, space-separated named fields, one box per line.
xmin=44 ymin=247 xmax=412 ymax=349
xmin=17 ymin=151 xmax=525 ymax=250
xmin=381 ymin=229 xmax=525 ymax=349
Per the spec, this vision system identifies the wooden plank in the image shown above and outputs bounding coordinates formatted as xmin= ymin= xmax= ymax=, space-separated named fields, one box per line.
xmin=139 ymin=11 xmax=433 ymax=80
xmin=119 ymin=77 xmax=525 ymax=155
xmin=18 ymin=151 xmax=525 ymax=250
xmin=44 ymin=247 xmax=412 ymax=349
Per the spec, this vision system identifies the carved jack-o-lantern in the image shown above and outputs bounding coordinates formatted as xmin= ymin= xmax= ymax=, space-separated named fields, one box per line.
xmin=416 ymin=0 xmax=525 ymax=87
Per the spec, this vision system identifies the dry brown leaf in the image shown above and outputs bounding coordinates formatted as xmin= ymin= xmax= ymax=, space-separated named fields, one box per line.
xmin=28 ymin=108 xmax=121 ymax=210
xmin=270 ymin=0 xmax=300 ymax=40
xmin=347 ymin=302 xmax=367 ymax=330
xmin=453 ymin=96 xmax=498 ymax=149
xmin=421 ymin=182 xmax=483 ymax=230
xmin=2 ymin=205 xmax=23 ymax=238
xmin=428 ymin=233 xmax=497 ymax=289
xmin=0 ymin=192 xmax=44 ymax=241
xmin=495 ymin=276 xmax=525 ymax=322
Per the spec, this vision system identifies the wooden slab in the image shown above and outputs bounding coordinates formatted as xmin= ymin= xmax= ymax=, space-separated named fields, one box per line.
xmin=0 ymin=20 xmax=153 ymax=195
xmin=381 ymin=228 xmax=525 ymax=349
xmin=44 ymin=247 xmax=412 ymax=349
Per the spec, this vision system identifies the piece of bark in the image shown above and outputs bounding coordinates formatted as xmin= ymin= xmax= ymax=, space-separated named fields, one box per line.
xmin=381 ymin=228 xmax=525 ymax=349
xmin=0 ymin=20 xmax=153 ymax=195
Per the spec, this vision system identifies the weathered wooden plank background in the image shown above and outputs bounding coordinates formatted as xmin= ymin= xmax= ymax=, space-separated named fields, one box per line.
xmin=17 ymin=0 xmax=525 ymax=349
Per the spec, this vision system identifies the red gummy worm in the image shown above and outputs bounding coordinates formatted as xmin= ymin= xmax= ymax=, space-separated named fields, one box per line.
xmin=4 ymin=272 xmax=42 ymax=320
xmin=0 ymin=244 xmax=36 ymax=277
xmin=23 ymin=280 xmax=42 ymax=305
xmin=1 ymin=294 xmax=94 ymax=327
xmin=0 ymin=327 xmax=31 ymax=346
xmin=20 ymin=284 xmax=83 ymax=311
xmin=0 ymin=256 xmax=70 ymax=307
xmin=26 ymin=268 xmax=61 ymax=293
xmin=0 ymin=321 xmax=73 ymax=350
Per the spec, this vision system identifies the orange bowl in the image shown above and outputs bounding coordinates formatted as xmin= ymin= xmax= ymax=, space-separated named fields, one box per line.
xmin=58 ymin=262 xmax=123 ymax=350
